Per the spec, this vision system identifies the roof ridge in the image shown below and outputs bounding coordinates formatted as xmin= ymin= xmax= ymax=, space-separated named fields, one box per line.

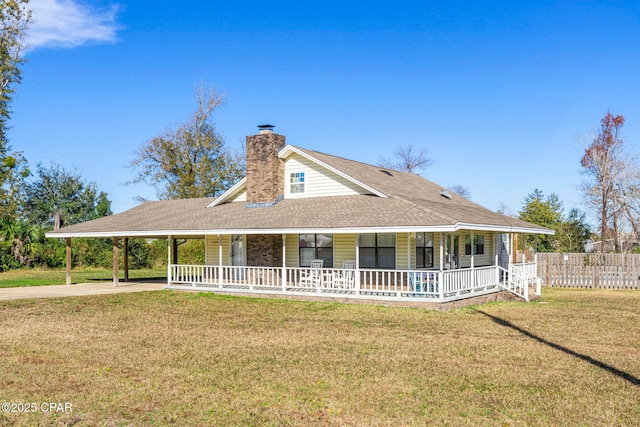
xmin=292 ymin=145 xmax=413 ymax=176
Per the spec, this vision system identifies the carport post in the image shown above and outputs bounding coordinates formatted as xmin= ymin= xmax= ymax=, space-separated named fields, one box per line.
xmin=113 ymin=237 xmax=119 ymax=287
xmin=66 ymin=238 xmax=72 ymax=286
xmin=124 ymin=237 xmax=129 ymax=282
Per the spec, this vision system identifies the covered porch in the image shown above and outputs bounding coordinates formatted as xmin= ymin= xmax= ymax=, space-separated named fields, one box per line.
xmin=167 ymin=262 xmax=540 ymax=303
xmin=166 ymin=230 xmax=542 ymax=303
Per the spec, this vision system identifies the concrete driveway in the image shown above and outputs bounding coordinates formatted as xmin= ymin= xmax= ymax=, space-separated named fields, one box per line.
xmin=0 ymin=281 xmax=167 ymax=301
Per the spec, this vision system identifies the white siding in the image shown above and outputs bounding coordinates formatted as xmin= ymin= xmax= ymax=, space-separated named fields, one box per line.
xmin=334 ymin=234 xmax=357 ymax=267
xmin=285 ymin=234 xmax=299 ymax=267
xmin=284 ymin=153 xmax=368 ymax=199
xmin=205 ymin=235 xmax=231 ymax=266
xmin=459 ymin=232 xmax=493 ymax=268
xmin=397 ymin=233 xmax=409 ymax=269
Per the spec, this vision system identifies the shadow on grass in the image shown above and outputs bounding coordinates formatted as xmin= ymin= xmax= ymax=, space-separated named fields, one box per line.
xmin=474 ymin=309 xmax=640 ymax=387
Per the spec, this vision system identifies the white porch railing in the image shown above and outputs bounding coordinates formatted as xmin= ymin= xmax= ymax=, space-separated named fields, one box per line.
xmin=168 ymin=263 xmax=537 ymax=303
xmin=513 ymin=262 xmax=537 ymax=278
xmin=511 ymin=262 xmax=541 ymax=296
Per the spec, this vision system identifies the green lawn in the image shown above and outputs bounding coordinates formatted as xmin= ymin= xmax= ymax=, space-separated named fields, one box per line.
xmin=0 ymin=267 xmax=167 ymax=288
xmin=0 ymin=288 xmax=638 ymax=426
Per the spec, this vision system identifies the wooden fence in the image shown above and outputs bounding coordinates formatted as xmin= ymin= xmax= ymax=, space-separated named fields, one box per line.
xmin=537 ymin=253 xmax=640 ymax=289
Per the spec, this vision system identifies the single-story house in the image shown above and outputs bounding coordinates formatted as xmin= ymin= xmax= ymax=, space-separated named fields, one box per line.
xmin=47 ymin=125 xmax=553 ymax=305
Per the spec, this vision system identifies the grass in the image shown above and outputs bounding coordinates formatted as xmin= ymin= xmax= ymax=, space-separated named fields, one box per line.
xmin=0 ymin=267 xmax=167 ymax=288
xmin=0 ymin=288 xmax=638 ymax=426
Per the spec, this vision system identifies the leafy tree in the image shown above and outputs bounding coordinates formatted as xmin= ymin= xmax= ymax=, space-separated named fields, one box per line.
xmin=0 ymin=0 xmax=31 ymax=145
xmin=23 ymin=162 xmax=112 ymax=230
xmin=0 ymin=216 xmax=40 ymax=270
xmin=0 ymin=149 xmax=29 ymax=219
xmin=519 ymin=190 xmax=593 ymax=253
xmin=557 ymin=208 xmax=592 ymax=253
xmin=129 ymin=84 xmax=245 ymax=200
xmin=0 ymin=0 xmax=31 ymax=219
xmin=377 ymin=143 xmax=433 ymax=173
xmin=519 ymin=189 xmax=563 ymax=252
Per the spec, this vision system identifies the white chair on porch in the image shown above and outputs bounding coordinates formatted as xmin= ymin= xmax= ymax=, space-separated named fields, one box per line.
xmin=409 ymin=272 xmax=425 ymax=293
xmin=333 ymin=260 xmax=356 ymax=289
xmin=300 ymin=259 xmax=324 ymax=287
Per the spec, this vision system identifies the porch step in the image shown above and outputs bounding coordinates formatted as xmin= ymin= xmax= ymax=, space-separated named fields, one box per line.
xmin=528 ymin=285 xmax=541 ymax=301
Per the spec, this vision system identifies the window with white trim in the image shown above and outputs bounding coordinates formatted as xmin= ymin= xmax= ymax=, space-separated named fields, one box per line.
xmin=465 ymin=234 xmax=485 ymax=255
xmin=290 ymin=172 xmax=305 ymax=194
xmin=299 ymin=234 xmax=333 ymax=267
xmin=359 ymin=233 xmax=396 ymax=269
xmin=416 ymin=232 xmax=434 ymax=268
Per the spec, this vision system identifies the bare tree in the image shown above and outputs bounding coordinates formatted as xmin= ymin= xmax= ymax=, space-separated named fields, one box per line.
xmin=378 ymin=143 xmax=433 ymax=173
xmin=496 ymin=202 xmax=516 ymax=217
xmin=449 ymin=185 xmax=471 ymax=200
xmin=129 ymin=84 xmax=244 ymax=200
xmin=580 ymin=111 xmax=640 ymax=252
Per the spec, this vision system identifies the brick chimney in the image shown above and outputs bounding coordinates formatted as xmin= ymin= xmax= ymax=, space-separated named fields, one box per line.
xmin=245 ymin=124 xmax=286 ymax=204
xmin=245 ymin=124 xmax=285 ymax=267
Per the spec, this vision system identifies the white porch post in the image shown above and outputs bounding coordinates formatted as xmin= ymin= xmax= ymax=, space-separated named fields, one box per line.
xmin=439 ymin=233 xmax=444 ymax=271
xmin=167 ymin=235 xmax=172 ymax=285
xmin=470 ymin=231 xmax=475 ymax=288
xmin=407 ymin=233 xmax=412 ymax=270
xmin=218 ymin=234 xmax=223 ymax=288
xmin=282 ymin=233 xmax=286 ymax=291
xmin=355 ymin=236 xmax=361 ymax=295
xmin=508 ymin=233 xmax=514 ymax=272
xmin=450 ymin=234 xmax=455 ymax=269
xmin=494 ymin=233 xmax=500 ymax=284
xmin=522 ymin=233 xmax=526 ymax=265
xmin=439 ymin=232 xmax=445 ymax=300
xmin=66 ymin=238 xmax=72 ymax=286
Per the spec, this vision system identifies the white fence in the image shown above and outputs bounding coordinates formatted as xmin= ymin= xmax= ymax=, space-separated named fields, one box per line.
xmin=168 ymin=263 xmax=537 ymax=302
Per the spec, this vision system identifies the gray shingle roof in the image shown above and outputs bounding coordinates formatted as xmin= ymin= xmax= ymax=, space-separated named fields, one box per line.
xmin=47 ymin=145 xmax=552 ymax=237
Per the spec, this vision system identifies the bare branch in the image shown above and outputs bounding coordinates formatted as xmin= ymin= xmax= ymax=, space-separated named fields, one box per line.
xmin=377 ymin=143 xmax=433 ymax=173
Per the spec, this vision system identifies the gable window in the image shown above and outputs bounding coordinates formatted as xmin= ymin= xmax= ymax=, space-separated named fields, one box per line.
xmin=465 ymin=234 xmax=485 ymax=255
xmin=359 ymin=233 xmax=396 ymax=269
xmin=299 ymin=234 xmax=333 ymax=267
xmin=415 ymin=232 xmax=434 ymax=268
xmin=290 ymin=172 xmax=305 ymax=194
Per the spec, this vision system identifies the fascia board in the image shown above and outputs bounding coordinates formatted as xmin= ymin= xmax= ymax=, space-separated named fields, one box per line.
xmin=207 ymin=177 xmax=247 ymax=207
xmin=46 ymin=223 xmax=553 ymax=239
xmin=453 ymin=222 xmax=556 ymax=235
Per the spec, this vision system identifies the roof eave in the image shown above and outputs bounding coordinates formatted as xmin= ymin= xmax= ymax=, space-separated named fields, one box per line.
xmin=46 ymin=222 xmax=554 ymax=239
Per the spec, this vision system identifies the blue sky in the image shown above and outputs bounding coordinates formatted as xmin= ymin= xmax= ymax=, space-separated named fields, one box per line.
xmin=9 ymin=1 xmax=640 ymax=220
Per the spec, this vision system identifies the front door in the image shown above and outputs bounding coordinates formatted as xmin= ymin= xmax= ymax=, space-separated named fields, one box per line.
xmin=231 ymin=234 xmax=244 ymax=266
xmin=497 ymin=233 xmax=509 ymax=269
xmin=231 ymin=235 xmax=245 ymax=281
xmin=445 ymin=235 xmax=459 ymax=270
xmin=452 ymin=235 xmax=459 ymax=269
